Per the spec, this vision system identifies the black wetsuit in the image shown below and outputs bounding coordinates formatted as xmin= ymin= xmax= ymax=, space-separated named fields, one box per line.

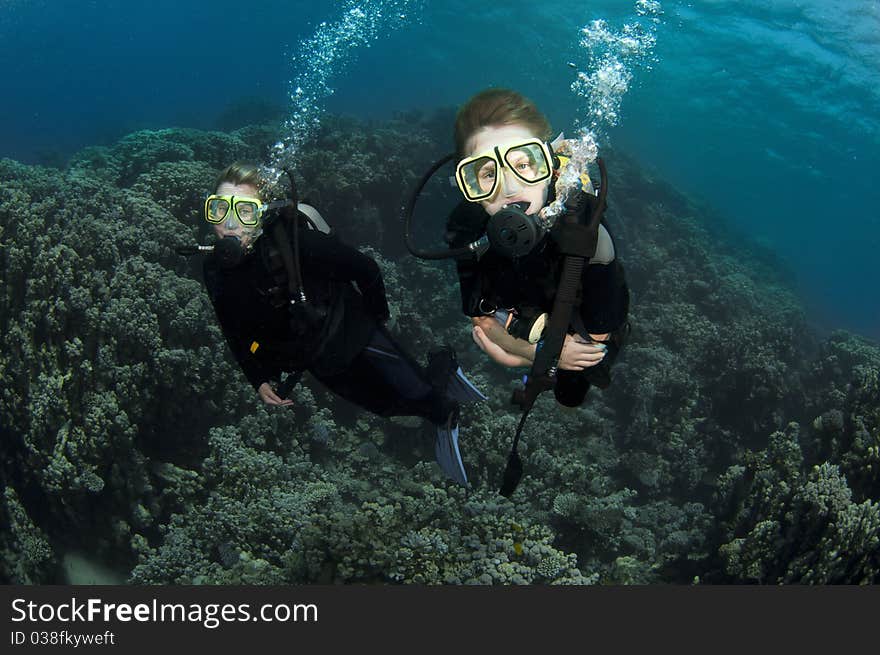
xmin=203 ymin=223 xmax=448 ymax=423
xmin=446 ymin=200 xmax=630 ymax=407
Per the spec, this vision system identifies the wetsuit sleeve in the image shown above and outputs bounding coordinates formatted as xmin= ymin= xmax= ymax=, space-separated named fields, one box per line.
xmin=298 ymin=229 xmax=390 ymax=321
xmin=202 ymin=260 xmax=282 ymax=390
xmin=445 ymin=202 xmax=489 ymax=317
xmin=222 ymin=325 xmax=281 ymax=391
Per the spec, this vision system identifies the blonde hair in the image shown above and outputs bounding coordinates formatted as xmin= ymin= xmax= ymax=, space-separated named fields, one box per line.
xmin=454 ymin=88 xmax=552 ymax=156
xmin=214 ymin=162 xmax=262 ymax=192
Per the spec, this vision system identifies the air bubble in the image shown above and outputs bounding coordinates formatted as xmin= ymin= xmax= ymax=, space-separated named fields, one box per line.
xmin=569 ymin=0 xmax=663 ymax=140
xmin=261 ymin=0 xmax=424 ymax=192
xmin=544 ymin=1 xmax=664 ymax=223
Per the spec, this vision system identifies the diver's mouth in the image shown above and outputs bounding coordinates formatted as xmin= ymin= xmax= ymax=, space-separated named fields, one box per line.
xmin=501 ymin=200 xmax=534 ymax=214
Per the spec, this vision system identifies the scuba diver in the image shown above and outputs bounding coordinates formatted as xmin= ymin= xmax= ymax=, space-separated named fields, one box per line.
xmin=191 ymin=162 xmax=486 ymax=486
xmin=403 ymin=88 xmax=630 ymax=495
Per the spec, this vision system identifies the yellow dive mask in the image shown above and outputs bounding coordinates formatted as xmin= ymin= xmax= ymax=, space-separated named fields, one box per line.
xmin=204 ymin=195 xmax=288 ymax=227
xmin=455 ymin=139 xmax=555 ymax=202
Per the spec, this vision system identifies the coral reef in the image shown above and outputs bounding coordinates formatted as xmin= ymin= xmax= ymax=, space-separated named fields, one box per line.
xmin=1 ymin=114 xmax=877 ymax=585
xmin=715 ymin=424 xmax=879 ymax=583
xmin=293 ymin=113 xmax=447 ymax=253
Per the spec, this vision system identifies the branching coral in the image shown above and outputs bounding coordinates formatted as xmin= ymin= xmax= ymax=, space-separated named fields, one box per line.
xmin=715 ymin=424 xmax=879 ymax=583
xmin=0 ymin=487 xmax=55 ymax=584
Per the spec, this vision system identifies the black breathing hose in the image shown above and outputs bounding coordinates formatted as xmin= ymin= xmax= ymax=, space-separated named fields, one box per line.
xmin=403 ymin=153 xmax=478 ymax=260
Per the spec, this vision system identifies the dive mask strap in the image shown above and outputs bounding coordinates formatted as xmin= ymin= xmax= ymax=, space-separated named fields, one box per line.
xmin=266 ymin=168 xmax=306 ymax=304
xmin=546 ymin=139 xmax=561 ymax=171
xmin=263 ymin=200 xmax=289 ymax=212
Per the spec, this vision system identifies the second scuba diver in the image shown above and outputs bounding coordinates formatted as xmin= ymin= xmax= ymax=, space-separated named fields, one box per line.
xmin=403 ymin=88 xmax=630 ymax=495
xmin=450 ymin=89 xmax=630 ymax=403
xmin=196 ymin=162 xmax=486 ymax=486
xmin=407 ymin=88 xmax=630 ymax=407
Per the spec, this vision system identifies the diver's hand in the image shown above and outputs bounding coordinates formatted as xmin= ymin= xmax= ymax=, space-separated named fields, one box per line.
xmin=472 ymin=325 xmax=532 ymax=368
xmin=258 ymin=382 xmax=294 ymax=407
xmin=471 ymin=315 xmax=535 ymax=366
xmin=558 ymin=333 xmax=607 ymax=371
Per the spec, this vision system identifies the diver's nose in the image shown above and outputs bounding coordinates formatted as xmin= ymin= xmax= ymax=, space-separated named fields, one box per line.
xmin=501 ymin=170 xmax=523 ymax=197
xmin=223 ymin=213 xmax=238 ymax=230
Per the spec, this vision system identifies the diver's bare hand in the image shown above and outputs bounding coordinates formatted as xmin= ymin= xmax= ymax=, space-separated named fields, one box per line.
xmin=472 ymin=325 xmax=532 ymax=368
xmin=258 ymin=382 xmax=294 ymax=406
xmin=472 ymin=315 xmax=536 ymax=363
xmin=558 ymin=334 xmax=607 ymax=371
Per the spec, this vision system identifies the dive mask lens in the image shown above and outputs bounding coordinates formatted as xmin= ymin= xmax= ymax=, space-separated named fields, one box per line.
xmin=504 ymin=142 xmax=550 ymax=184
xmin=233 ymin=199 xmax=261 ymax=226
xmin=457 ymin=156 xmax=498 ymax=201
xmin=205 ymin=197 xmax=230 ymax=223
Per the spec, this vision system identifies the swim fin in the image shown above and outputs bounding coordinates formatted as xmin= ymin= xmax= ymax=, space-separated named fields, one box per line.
xmin=427 ymin=348 xmax=487 ymax=403
xmin=448 ymin=366 xmax=488 ymax=403
xmin=435 ymin=409 xmax=469 ymax=487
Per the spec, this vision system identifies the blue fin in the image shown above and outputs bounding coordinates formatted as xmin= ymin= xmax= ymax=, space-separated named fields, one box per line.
xmin=435 ymin=415 xmax=469 ymax=487
xmin=427 ymin=348 xmax=486 ymax=404
xmin=446 ymin=366 xmax=488 ymax=403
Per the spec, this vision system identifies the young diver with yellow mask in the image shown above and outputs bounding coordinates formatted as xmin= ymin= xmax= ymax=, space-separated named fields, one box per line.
xmin=404 ymin=88 xmax=630 ymax=495
xmin=190 ymin=163 xmax=486 ymax=486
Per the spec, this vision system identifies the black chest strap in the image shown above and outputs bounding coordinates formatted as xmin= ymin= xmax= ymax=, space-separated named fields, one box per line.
xmin=500 ymin=157 xmax=608 ymax=497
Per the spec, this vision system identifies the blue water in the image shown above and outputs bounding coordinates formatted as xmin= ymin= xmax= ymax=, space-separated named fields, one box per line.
xmin=2 ymin=0 xmax=878 ymax=338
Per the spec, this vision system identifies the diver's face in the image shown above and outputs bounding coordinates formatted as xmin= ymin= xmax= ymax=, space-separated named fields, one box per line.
xmin=465 ymin=124 xmax=550 ymax=217
xmin=212 ymin=182 xmax=261 ymax=249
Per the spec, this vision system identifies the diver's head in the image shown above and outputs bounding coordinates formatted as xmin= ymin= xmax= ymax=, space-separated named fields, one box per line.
xmin=454 ymin=89 xmax=555 ymax=217
xmin=206 ymin=162 xmax=294 ymax=267
xmin=208 ymin=162 xmax=265 ymax=252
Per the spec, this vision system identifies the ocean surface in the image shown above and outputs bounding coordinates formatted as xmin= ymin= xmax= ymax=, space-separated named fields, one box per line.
xmin=2 ymin=0 xmax=878 ymax=339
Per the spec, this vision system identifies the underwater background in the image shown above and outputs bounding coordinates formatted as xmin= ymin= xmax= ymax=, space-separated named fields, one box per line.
xmin=3 ymin=0 xmax=878 ymax=337
xmin=1 ymin=0 xmax=878 ymax=584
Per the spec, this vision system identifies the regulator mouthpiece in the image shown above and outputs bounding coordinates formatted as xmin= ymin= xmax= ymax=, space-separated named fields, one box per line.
xmin=175 ymin=244 xmax=215 ymax=257
xmin=486 ymin=202 xmax=544 ymax=259
xmin=214 ymin=235 xmax=246 ymax=269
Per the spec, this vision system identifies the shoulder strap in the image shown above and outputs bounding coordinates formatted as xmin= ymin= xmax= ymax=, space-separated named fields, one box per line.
xmin=270 ymin=214 xmax=306 ymax=303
